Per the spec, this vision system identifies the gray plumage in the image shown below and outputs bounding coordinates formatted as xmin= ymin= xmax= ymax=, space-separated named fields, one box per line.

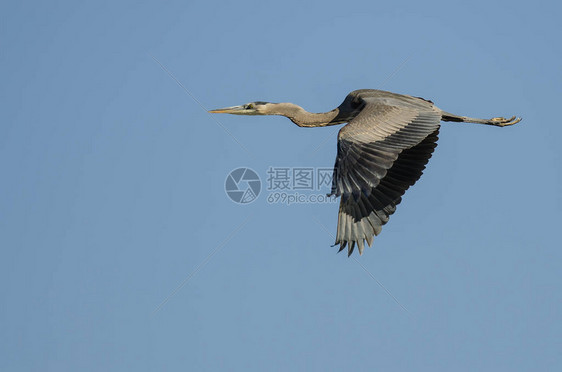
xmin=210 ymin=89 xmax=521 ymax=256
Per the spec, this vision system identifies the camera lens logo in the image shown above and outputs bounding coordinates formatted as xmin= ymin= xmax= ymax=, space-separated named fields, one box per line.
xmin=225 ymin=168 xmax=261 ymax=204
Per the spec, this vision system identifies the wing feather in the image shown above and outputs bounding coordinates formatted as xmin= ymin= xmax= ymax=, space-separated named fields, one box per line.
xmin=330 ymin=91 xmax=441 ymax=255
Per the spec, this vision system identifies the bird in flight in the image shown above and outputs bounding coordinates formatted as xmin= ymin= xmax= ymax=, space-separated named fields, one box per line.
xmin=210 ymin=89 xmax=521 ymax=256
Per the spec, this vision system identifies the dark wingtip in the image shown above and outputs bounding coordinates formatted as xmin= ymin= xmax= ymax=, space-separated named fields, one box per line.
xmin=347 ymin=241 xmax=355 ymax=257
xmin=336 ymin=241 xmax=347 ymax=253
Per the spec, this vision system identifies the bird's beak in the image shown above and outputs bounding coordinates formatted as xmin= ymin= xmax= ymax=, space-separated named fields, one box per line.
xmin=208 ymin=105 xmax=249 ymax=114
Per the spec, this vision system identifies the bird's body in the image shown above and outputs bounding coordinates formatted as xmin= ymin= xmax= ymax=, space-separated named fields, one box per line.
xmin=210 ymin=89 xmax=520 ymax=256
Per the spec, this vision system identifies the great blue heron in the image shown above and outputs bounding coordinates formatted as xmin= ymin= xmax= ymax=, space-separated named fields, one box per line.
xmin=210 ymin=89 xmax=521 ymax=256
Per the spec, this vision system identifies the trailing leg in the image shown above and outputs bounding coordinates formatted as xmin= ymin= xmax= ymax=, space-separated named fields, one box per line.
xmin=441 ymin=111 xmax=521 ymax=127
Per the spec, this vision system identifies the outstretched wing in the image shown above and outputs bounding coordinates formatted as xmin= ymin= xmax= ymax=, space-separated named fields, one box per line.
xmin=330 ymin=93 xmax=441 ymax=256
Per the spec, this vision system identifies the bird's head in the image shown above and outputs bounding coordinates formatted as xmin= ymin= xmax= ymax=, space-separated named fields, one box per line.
xmin=208 ymin=101 xmax=272 ymax=115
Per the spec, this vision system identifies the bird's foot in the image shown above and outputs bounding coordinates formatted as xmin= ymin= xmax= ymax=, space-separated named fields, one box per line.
xmin=490 ymin=116 xmax=522 ymax=127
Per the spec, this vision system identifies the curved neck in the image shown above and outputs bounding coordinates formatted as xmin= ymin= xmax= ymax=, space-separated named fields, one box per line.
xmin=268 ymin=103 xmax=344 ymax=127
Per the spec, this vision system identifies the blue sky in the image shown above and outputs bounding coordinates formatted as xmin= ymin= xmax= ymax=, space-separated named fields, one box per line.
xmin=1 ymin=0 xmax=561 ymax=370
